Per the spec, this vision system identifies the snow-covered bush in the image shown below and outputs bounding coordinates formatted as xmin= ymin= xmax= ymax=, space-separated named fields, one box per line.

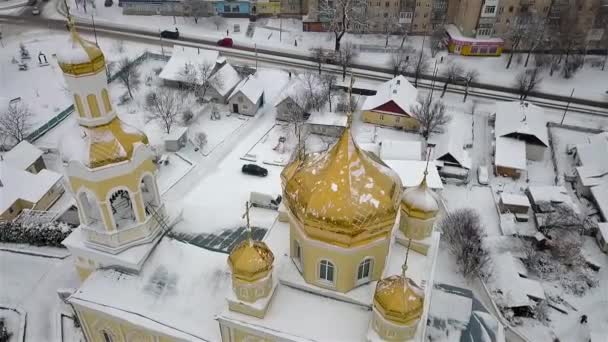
xmin=0 ymin=318 xmax=12 ymax=342
xmin=437 ymin=208 xmax=490 ymax=278
xmin=0 ymin=221 xmax=72 ymax=247
xmin=194 ymin=132 xmax=207 ymax=150
xmin=182 ymin=109 xmax=194 ymax=126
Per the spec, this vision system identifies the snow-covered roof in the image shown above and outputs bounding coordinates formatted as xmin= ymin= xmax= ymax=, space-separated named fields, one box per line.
xmin=69 ymin=238 xmax=227 ymax=341
xmin=210 ymin=63 xmax=241 ymax=96
xmin=228 ymin=74 xmax=264 ymax=103
xmin=0 ymin=162 xmax=62 ymax=214
xmin=488 ymin=252 xmax=545 ymax=308
xmin=307 ymin=111 xmax=348 ymax=127
xmin=500 ymin=214 xmax=537 ymax=237
xmin=500 ymin=193 xmax=530 ymax=207
xmin=361 ymin=76 xmax=419 ymax=115
xmin=494 ymin=101 xmax=548 ymax=147
xmin=379 ymin=139 xmax=421 ymax=161
xmin=525 ymin=185 xmax=576 ymax=212
xmin=495 ymin=137 xmax=526 ymax=170
xmin=164 ymin=126 xmax=188 ymax=141
xmin=433 ymin=132 xmax=472 ymax=169
xmin=3 ymin=140 xmax=43 ymax=171
xmin=158 ymin=46 xmax=220 ymax=83
xmin=590 ymin=183 xmax=608 ymax=222
xmin=574 ymin=132 xmax=608 ymax=187
xmin=445 ymin=24 xmax=504 ymax=43
xmin=598 ymin=223 xmax=608 ymax=241
xmin=384 ymin=160 xmax=443 ymax=189
xmin=273 ymin=74 xmax=321 ymax=107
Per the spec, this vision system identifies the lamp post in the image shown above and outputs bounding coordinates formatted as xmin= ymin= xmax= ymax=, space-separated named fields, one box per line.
xmin=91 ymin=14 xmax=98 ymax=46
xmin=560 ymin=88 xmax=575 ymax=125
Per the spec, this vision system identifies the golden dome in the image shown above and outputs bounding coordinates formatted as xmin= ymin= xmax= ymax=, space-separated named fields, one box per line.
xmin=280 ymin=154 xmax=303 ymax=189
xmin=228 ymin=240 xmax=275 ymax=282
xmin=401 ymin=178 xmax=439 ymax=219
xmin=373 ymin=275 xmax=424 ymax=325
xmin=284 ymin=127 xmax=402 ymax=247
xmin=77 ymin=118 xmax=148 ymax=169
xmin=57 ymin=24 xmax=105 ymax=76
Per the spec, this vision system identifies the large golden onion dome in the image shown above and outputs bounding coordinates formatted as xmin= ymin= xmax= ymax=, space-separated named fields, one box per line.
xmin=56 ymin=22 xmax=105 ymax=76
xmin=401 ymin=177 xmax=439 ymax=219
xmin=283 ymin=127 xmax=402 ymax=247
xmin=228 ymin=240 xmax=275 ymax=282
xmin=373 ymin=274 xmax=425 ymax=325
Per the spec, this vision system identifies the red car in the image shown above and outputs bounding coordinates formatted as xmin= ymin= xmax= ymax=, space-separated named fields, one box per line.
xmin=217 ymin=38 xmax=233 ymax=47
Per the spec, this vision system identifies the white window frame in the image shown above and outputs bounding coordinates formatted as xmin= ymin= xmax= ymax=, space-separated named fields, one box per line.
xmin=484 ymin=5 xmax=496 ymax=14
xmin=356 ymin=258 xmax=373 ymax=285
xmin=318 ymin=259 xmax=336 ymax=285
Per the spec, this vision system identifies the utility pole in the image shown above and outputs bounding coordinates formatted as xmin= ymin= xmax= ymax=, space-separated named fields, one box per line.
xmin=280 ymin=17 xmax=282 ymax=42
xmin=255 ymin=43 xmax=258 ymax=70
xmin=91 ymin=14 xmax=98 ymax=46
xmin=560 ymin=88 xmax=575 ymax=125
xmin=159 ymin=29 xmax=165 ymax=56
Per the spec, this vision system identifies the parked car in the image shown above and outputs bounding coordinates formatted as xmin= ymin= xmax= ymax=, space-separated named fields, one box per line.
xmin=104 ymin=0 xmax=113 ymax=7
xmin=242 ymin=164 xmax=268 ymax=177
xmin=477 ymin=165 xmax=489 ymax=185
xmin=217 ymin=37 xmax=233 ymax=48
xmin=31 ymin=6 xmax=40 ymax=15
xmin=160 ymin=28 xmax=179 ymax=39
xmin=250 ymin=192 xmax=282 ymax=210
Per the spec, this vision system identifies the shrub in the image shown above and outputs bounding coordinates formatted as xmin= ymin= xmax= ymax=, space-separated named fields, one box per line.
xmin=182 ymin=109 xmax=194 ymax=125
xmin=0 ymin=221 xmax=72 ymax=247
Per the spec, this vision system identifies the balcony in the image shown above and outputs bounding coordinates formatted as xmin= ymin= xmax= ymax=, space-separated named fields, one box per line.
xmin=82 ymin=204 xmax=165 ymax=254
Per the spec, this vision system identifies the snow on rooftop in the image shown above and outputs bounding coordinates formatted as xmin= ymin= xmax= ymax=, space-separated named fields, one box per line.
xmin=379 ymin=139 xmax=421 ymax=161
xmin=211 ymin=63 xmax=241 ymax=96
xmin=307 ymin=111 xmax=348 ymax=127
xmin=428 ymin=287 xmax=472 ymax=324
xmin=164 ymin=126 xmax=188 ymax=141
xmin=500 ymin=193 xmax=530 ymax=207
xmin=598 ymin=223 xmax=608 ymax=240
xmin=228 ymin=74 xmax=264 ymax=103
xmin=2 ymin=140 xmax=43 ymax=171
xmin=590 ymin=183 xmax=608 ymax=222
xmin=158 ymin=46 xmax=220 ymax=83
xmin=494 ymin=101 xmax=548 ymax=147
xmin=445 ymin=24 xmax=504 ymax=43
xmin=495 ymin=137 xmax=527 ymax=170
xmin=69 ymin=238 xmax=229 ymax=341
xmin=55 ymin=33 xmax=98 ymax=64
xmin=526 ymin=185 xmax=574 ymax=207
xmin=432 ymin=129 xmax=472 ymax=169
xmin=361 ymin=75 xmax=419 ymax=115
xmin=574 ymin=132 xmax=608 ymax=186
xmin=384 ymin=160 xmax=443 ymax=189
xmin=0 ymin=162 xmax=62 ymax=214
xmin=273 ymin=73 xmax=321 ymax=106
xmin=488 ymin=252 xmax=545 ymax=308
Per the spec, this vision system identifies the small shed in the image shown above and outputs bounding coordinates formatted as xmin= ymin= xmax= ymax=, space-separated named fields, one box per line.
xmin=596 ymin=222 xmax=608 ymax=253
xmin=379 ymin=139 xmax=422 ymax=161
xmin=227 ymin=75 xmax=264 ymax=116
xmin=499 ymin=193 xmax=530 ymax=215
xmin=495 ymin=137 xmax=526 ymax=178
xmin=164 ymin=126 xmax=188 ymax=152
xmin=306 ymin=112 xmax=348 ymax=137
xmin=3 ymin=140 xmax=45 ymax=174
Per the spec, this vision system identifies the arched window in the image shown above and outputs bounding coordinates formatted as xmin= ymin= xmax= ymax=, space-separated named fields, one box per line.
xmin=319 ymin=260 xmax=335 ymax=283
xmin=101 ymin=89 xmax=112 ymax=113
xmin=87 ymin=94 xmax=101 ymax=118
xmin=101 ymin=330 xmax=113 ymax=342
xmin=357 ymin=258 xmax=373 ymax=283
xmin=109 ymin=189 xmax=136 ymax=229
xmin=74 ymin=94 xmax=85 ymax=117
xmin=78 ymin=191 xmax=102 ymax=229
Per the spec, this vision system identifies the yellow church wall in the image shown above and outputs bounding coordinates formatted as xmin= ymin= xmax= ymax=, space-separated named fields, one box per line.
xmin=76 ymin=265 xmax=94 ymax=282
xmin=399 ymin=211 xmax=435 ymax=241
xmin=233 ymin=274 xmax=273 ymax=303
xmin=74 ymin=304 xmax=183 ymax=342
xmin=290 ymin=221 xmax=390 ymax=293
xmin=372 ymin=309 xmax=419 ymax=341
xmin=228 ymin=301 xmax=266 ymax=319
xmin=219 ymin=323 xmax=276 ymax=342
xmin=362 ymin=111 xmax=419 ymax=131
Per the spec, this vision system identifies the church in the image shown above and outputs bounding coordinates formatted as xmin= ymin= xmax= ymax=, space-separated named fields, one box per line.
xmin=57 ymin=20 xmax=442 ymax=342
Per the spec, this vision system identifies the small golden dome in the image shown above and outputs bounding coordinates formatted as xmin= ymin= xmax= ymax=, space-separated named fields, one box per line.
xmin=401 ymin=178 xmax=439 ymax=218
xmin=57 ymin=24 xmax=105 ymax=76
xmin=374 ymin=275 xmax=425 ymax=325
xmin=81 ymin=118 xmax=148 ymax=169
xmin=283 ymin=127 xmax=402 ymax=247
xmin=228 ymin=240 xmax=275 ymax=282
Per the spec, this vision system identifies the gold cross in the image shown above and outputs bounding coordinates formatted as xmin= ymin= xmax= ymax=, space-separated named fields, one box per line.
xmin=242 ymin=201 xmax=252 ymax=241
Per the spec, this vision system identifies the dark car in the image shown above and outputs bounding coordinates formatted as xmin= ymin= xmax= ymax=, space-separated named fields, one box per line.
xmin=160 ymin=28 xmax=179 ymax=40
xmin=242 ymin=164 xmax=268 ymax=177
xmin=104 ymin=0 xmax=113 ymax=6
xmin=217 ymin=37 xmax=233 ymax=48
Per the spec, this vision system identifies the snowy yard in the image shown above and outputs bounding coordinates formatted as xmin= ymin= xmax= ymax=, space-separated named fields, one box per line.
xmin=156 ymin=151 xmax=195 ymax=194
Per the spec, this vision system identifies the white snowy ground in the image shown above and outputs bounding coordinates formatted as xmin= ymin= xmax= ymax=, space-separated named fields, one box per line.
xmin=42 ymin=0 xmax=608 ymax=102
xmin=0 ymin=251 xmax=80 ymax=341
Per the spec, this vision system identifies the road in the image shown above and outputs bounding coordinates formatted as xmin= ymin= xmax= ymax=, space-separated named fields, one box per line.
xmin=0 ymin=13 xmax=607 ymax=115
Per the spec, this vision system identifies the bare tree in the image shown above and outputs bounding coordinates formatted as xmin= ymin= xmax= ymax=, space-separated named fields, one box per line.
xmin=410 ymin=93 xmax=450 ymax=140
xmin=301 ymin=73 xmax=326 ymax=111
xmin=183 ymin=0 xmax=207 ymax=23
xmin=440 ymin=63 xmax=463 ymax=97
xmin=523 ymin=19 xmax=547 ymax=67
xmin=438 ymin=208 xmax=489 ymax=278
xmin=429 ymin=26 xmax=446 ymax=58
xmin=514 ymin=67 xmax=543 ymax=100
xmin=321 ymin=74 xmax=337 ymax=111
xmin=285 ymin=93 xmax=310 ymax=152
xmin=210 ymin=15 xmax=226 ymax=30
xmin=317 ymin=0 xmax=367 ymax=51
xmin=0 ymin=101 xmax=33 ymax=144
xmin=311 ymin=47 xmax=326 ymax=75
xmin=388 ymin=47 xmax=413 ymax=77
xmin=462 ymin=69 xmax=479 ymax=102
xmin=117 ymin=57 xmax=141 ymax=99
xmin=194 ymin=131 xmax=208 ymax=150
xmin=410 ymin=51 xmax=430 ymax=88
xmin=562 ymin=54 xmax=584 ymax=79
xmin=557 ymin=18 xmax=585 ymax=66
xmin=338 ymin=42 xmax=357 ymax=81
xmin=179 ymin=62 xmax=222 ymax=101
xmin=504 ymin=12 xmax=541 ymax=69
xmin=146 ymin=88 xmax=184 ymax=134
xmin=105 ymin=60 xmax=116 ymax=81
